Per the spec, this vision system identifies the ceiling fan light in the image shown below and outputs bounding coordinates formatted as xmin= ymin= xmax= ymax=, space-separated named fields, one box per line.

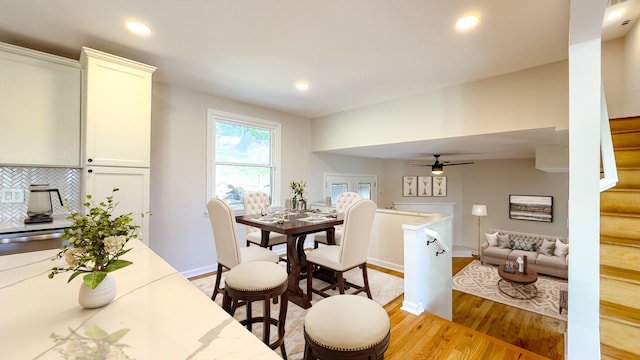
xmin=431 ymin=164 xmax=444 ymax=175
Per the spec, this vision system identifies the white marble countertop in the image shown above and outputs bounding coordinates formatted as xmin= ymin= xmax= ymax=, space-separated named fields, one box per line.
xmin=0 ymin=239 xmax=280 ymax=359
xmin=0 ymin=214 xmax=72 ymax=234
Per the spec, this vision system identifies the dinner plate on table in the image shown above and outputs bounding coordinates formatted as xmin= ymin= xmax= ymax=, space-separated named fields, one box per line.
xmin=254 ymin=217 xmax=279 ymax=224
xmin=298 ymin=216 xmax=330 ymax=223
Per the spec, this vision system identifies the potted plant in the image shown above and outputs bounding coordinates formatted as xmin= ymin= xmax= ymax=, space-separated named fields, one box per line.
xmin=289 ymin=180 xmax=307 ymax=210
xmin=48 ymin=188 xmax=145 ymax=308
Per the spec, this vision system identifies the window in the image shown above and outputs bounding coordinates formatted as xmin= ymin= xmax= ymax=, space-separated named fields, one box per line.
xmin=324 ymin=174 xmax=377 ymax=205
xmin=207 ymin=110 xmax=281 ymax=210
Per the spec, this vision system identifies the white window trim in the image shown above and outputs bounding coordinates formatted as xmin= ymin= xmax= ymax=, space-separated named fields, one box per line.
xmin=206 ymin=109 xmax=282 ymax=210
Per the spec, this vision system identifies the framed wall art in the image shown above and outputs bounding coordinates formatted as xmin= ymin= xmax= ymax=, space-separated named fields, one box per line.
xmin=403 ymin=176 xmax=417 ymax=197
xmin=432 ymin=176 xmax=447 ymax=197
xmin=417 ymin=176 xmax=432 ymax=197
xmin=509 ymin=194 xmax=553 ymax=222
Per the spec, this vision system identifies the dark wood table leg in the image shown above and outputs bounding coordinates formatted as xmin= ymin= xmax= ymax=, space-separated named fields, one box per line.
xmin=286 ymin=234 xmax=311 ymax=309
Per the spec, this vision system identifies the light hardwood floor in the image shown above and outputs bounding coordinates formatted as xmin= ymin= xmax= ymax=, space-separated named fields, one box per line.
xmin=375 ymin=256 xmax=566 ymax=360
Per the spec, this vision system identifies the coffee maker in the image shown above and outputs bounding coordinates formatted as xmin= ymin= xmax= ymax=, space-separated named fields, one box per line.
xmin=24 ymin=184 xmax=63 ymax=224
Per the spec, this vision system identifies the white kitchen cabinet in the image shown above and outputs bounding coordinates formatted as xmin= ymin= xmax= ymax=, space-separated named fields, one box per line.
xmin=0 ymin=42 xmax=81 ymax=167
xmin=80 ymin=47 xmax=156 ymax=168
xmin=84 ymin=166 xmax=150 ymax=245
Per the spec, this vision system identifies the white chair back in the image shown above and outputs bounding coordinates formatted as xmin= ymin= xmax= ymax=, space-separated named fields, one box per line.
xmin=335 ymin=192 xmax=363 ymax=213
xmin=207 ymin=198 xmax=242 ymax=268
xmin=339 ymin=199 xmax=377 ymax=268
xmin=242 ymin=192 xmax=271 ymax=234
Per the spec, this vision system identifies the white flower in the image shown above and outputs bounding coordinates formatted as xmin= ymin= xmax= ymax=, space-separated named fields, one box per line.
xmin=64 ymin=247 xmax=84 ymax=267
xmin=104 ymin=235 xmax=126 ymax=253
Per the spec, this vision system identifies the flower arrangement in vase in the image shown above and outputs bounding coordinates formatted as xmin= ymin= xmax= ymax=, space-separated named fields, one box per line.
xmin=289 ymin=180 xmax=307 ymax=210
xmin=48 ymin=189 xmax=145 ymax=307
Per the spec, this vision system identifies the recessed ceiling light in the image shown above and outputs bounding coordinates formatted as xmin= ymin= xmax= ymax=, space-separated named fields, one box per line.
xmin=295 ymin=81 xmax=310 ymax=91
xmin=455 ymin=15 xmax=480 ymax=30
xmin=126 ymin=21 xmax=151 ymax=36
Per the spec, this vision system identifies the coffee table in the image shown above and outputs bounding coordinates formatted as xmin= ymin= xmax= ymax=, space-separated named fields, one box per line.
xmin=497 ymin=265 xmax=538 ymax=300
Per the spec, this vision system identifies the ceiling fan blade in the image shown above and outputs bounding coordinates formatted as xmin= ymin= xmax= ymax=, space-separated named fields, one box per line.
xmin=410 ymin=164 xmax=432 ymax=167
xmin=442 ymin=162 xmax=474 ymax=166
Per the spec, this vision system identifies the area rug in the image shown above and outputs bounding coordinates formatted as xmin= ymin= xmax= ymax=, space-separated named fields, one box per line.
xmin=452 ymin=260 xmax=567 ymax=321
xmin=191 ymin=266 xmax=403 ymax=360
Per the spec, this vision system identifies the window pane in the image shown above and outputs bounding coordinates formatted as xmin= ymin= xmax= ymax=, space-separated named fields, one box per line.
xmin=215 ymin=121 xmax=271 ymax=164
xmin=357 ymin=183 xmax=371 ymax=200
xmin=216 ymin=165 xmax=272 ymax=206
xmin=331 ymin=183 xmax=349 ymax=204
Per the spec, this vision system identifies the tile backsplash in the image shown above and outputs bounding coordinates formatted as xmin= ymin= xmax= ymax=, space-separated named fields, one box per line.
xmin=0 ymin=167 xmax=81 ymax=220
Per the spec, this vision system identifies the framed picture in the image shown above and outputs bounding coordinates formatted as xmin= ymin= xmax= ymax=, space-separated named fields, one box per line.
xmin=432 ymin=176 xmax=447 ymax=197
xmin=417 ymin=176 xmax=432 ymax=197
xmin=509 ymin=195 xmax=553 ymax=222
xmin=403 ymin=176 xmax=417 ymax=197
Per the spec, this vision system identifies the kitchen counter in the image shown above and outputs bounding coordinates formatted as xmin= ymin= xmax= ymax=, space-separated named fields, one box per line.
xmin=0 ymin=214 xmax=72 ymax=234
xmin=0 ymin=239 xmax=280 ymax=359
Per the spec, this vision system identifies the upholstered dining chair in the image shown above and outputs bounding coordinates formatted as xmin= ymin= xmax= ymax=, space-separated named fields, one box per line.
xmin=306 ymin=199 xmax=377 ymax=300
xmin=313 ymin=191 xmax=363 ymax=248
xmin=242 ymin=191 xmax=288 ymax=249
xmin=207 ymin=198 xmax=280 ymax=301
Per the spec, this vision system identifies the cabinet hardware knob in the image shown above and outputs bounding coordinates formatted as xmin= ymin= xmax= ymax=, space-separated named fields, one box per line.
xmin=88 ymin=158 xmax=93 ymax=163
xmin=88 ymin=169 xmax=93 ymax=173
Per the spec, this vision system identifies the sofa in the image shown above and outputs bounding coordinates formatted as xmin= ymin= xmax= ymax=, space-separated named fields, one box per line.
xmin=480 ymin=228 xmax=568 ymax=279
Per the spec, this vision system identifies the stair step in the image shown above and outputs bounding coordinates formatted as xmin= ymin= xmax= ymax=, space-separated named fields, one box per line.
xmin=601 ymin=215 xmax=640 ymax=240
xmin=600 ymin=317 xmax=640 ymax=356
xmin=612 ymin=132 xmax=640 ymax=149
xmin=614 ymin=149 xmax=640 ymax=169
xmin=601 ymin=189 xmax=640 ymax=214
xmin=601 ymin=265 xmax=640 ymax=285
xmin=601 ymin=244 xmax=640 ymax=273
xmin=601 ymin=343 xmax=640 ymax=360
xmin=610 ymin=117 xmax=640 ymax=133
xmin=601 ymin=301 xmax=640 ymax=329
xmin=615 ymin=169 xmax=640 ymax=190
xmin=601 ymin=277 xmax=640 ymax=313
xmin=601 ymin=235 xmax=640 ymax=248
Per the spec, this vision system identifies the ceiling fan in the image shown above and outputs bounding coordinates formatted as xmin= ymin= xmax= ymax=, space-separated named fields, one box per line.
xmin=411 ymin=154 xmax=475 ymax=175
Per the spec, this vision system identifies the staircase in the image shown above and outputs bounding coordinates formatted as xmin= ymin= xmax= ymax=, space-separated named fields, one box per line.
xmin=600 ymin=116 xmax=640 ymax=360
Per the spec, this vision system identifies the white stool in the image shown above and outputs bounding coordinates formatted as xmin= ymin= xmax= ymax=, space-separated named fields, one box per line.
xmin=222 ymin=261 xmax=289 ymax=359
xmin=303 ymin=295 xmax=390 ymax=360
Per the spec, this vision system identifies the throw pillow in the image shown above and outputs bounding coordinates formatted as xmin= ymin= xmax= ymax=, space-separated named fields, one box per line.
xmin=498 ymin=234 xmax=511 ymax=249
xmin=512 ymin=239 xmax=536 ymax=252
xmin=484 ymin=232 xmax=499 ymax=247
xmin=539 ymin=239 xmax=556 ymax=255
xmin=553 ymin=239 xmax=569 ymax=258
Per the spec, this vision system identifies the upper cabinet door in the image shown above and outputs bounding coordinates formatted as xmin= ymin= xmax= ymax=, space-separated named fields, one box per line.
xmin=0 ymin=42 xmax=81 ymax=167
xmin=80 ymin=47 xmax=156 ymax=168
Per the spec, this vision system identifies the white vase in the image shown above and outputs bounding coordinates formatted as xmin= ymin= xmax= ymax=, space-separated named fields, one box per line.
xmin=78 ymin=274 xmax=117 ymax=309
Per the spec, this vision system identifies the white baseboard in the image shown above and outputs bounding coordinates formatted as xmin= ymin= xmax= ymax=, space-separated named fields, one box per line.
xmin=367 ymin=257 xmax=404 ymax=273
xmin=182 ymin=264 xmax=217 ymax=279
xmin=401 ymin=300 xmax=424 ymax=315
xmin=453 ymin=245 xmax=473 ymax=257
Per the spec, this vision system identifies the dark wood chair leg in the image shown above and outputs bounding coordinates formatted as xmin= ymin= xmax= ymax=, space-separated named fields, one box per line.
xmin=337 ymin=271 xmax=345 ymax=294
xmin=211 ymin=263 xmax=224 ymax=301
xmin=246 ymin=301 xmax=253 ymax=331
xmin=279 ymin=291 xmax=288 ymax=360
xmin=362 ymin=263 xmax=373 ymax=299
xmin=307 ymin=261 xmax=314 ymax=301
xmin=263 ymin=294 xmax=271 ymax=344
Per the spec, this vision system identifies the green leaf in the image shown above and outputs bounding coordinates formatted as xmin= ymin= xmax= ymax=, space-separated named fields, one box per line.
xmin=85 ymin=324 xmax=109 ymax=339
xmin=67 ymin=271 xmax=85 ymax=283
xmin=105 ymin=260 xmax=133 ymax=272
xmin=105 ymin=328 xmax=130 ymax=343
xmin=83 ymin=271 xmax=107 ymax=289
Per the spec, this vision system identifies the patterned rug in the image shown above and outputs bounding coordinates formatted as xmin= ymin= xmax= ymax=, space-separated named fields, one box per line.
xmin=452 ymin=260 xmax=567 ymax=321
xmin=191 ymin=266 xmax=404 ymax=359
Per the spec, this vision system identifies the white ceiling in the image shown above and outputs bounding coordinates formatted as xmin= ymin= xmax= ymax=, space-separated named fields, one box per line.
xmin=1 ymin=0 xmax=638 ymax=162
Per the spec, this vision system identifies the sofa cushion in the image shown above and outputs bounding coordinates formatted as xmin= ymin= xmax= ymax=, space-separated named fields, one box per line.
xmin=536 ymin=253 xmax=567 ymax=268
xmin=512 ymin=239 xmax=536 ymax=252
xmin=485 ymin=232 xmax=499 ymax=247
xmin=498 ymin=234 xmax=511 ymax=249
xmin=553 ymin=239 xmax=569 ymax=259
xmin=539 ymin=239 xmax=555 ymax=255
xmin=483 ymin=246 xmax=512 ymax=258
xmin=507 ymin=250 xmax=538 ymax=262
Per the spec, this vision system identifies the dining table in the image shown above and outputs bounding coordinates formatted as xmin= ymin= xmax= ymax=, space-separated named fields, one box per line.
xmin=235 ymin=211 xmax=343 ymax=309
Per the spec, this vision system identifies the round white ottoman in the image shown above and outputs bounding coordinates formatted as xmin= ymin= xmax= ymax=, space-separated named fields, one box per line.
xmin=303 ymin=294 xmax=390 ymax=359
xmin=222 ymin=261 xmax=289 ymax=359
